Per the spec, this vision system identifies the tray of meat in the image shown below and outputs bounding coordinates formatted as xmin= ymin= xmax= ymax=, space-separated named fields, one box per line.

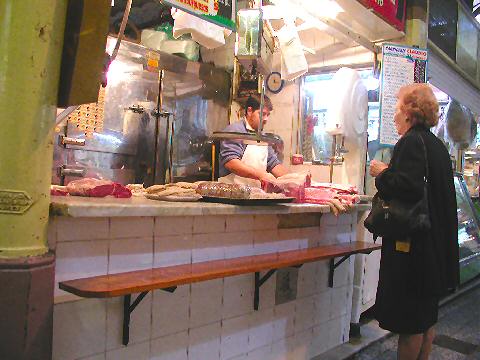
xmin=197 ymin=182 xmax=294 ymax=205
xmin=201 ymin=196 xmax=295 ymax=206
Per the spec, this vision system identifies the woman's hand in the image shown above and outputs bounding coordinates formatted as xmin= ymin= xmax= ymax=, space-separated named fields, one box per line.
xmin=369 ymin=160 xmax=388 ymax=177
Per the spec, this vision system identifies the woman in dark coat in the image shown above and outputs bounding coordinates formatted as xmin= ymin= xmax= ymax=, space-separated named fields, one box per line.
xmin=369 ymin=83 xmax=459 ymax=360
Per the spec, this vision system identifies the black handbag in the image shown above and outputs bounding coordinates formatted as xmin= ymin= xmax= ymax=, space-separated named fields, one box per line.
xmin=364 ymin=134 xmax=431 ymax=238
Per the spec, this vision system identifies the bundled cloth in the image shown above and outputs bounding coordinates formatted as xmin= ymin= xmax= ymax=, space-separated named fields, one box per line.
xmin=65 ymin=178 xmax=132 ymax=198
xmin=305 ymin=183 xmax=360 ymax=216
xmin=172 ymin=9 xmax=231 ymax=49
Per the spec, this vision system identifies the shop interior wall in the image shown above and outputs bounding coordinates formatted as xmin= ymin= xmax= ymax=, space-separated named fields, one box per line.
xmin=202 ymin=33 xmax=372 ymax=187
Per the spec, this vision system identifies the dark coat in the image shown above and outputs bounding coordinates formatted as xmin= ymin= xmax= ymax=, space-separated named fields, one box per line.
xmin=375 ymin=125 xmax=460 ymax=297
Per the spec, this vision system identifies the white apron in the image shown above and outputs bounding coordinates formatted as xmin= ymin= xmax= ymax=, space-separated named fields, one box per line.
xmin=219 ymin=121 xmax=268 ymax=188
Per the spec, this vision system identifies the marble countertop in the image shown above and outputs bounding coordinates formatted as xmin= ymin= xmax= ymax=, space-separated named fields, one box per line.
xmin=50 ymin=196 xmax=372 ymax=218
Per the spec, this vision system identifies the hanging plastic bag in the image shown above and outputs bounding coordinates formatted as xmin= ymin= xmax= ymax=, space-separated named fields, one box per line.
xmin=277 ymin=21 xmax=308 ymax=81
xmin=172 ymin=9 xmax=229 ymax=49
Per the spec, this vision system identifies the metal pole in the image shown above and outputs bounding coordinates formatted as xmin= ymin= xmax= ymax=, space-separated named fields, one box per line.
xmin=0 ymin=0 xmax=67 ymax=258
xmin=258 ymin=74 xmax=265 ymax=137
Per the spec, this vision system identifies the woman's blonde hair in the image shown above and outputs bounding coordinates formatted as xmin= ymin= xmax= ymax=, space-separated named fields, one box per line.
xmin=397 ymin=83 xmax=439 ymax=128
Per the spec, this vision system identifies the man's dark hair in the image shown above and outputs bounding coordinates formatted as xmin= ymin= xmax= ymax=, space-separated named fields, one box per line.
xmin=245 ymin=94 xmax=273 ymax=115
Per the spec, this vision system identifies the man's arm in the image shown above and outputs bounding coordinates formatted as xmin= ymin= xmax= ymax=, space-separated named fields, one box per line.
xmin=225 ymin=159 xmax=276 ymax=182
xmin=271 ymin=164 xmax=289 ymax=178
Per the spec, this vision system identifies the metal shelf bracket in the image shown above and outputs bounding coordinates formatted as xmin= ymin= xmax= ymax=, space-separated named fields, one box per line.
xmin=253 ymin=265 xmax=303 ymax=311
xmin=122 ymin=286 xmax=177 ymax=345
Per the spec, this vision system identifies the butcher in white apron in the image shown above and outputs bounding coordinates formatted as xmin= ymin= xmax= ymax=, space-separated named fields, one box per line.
xmin=218 ymin=95 xmax=288 ymax=187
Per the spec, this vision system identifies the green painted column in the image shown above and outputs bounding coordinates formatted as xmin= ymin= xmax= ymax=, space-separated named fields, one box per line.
xmin=404 ymin=0 xmax=428 ymax=48
xmin=0 ymin=0 xmax=67 ymax=258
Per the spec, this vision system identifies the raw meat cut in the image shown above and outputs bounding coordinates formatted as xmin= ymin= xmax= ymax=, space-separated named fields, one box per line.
xmin=66 ymin=178 xmax=132 ymax=198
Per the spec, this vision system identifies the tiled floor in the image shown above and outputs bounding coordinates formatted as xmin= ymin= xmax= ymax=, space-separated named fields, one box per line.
xmin=349 ymin=283 xmax=480 ymax=360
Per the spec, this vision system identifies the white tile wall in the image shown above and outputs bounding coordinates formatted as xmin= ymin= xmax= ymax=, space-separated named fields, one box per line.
xmin=294 ymin=296 xmax=315 ymax=333
xmin=188 ymin=322 xmax=221 ymax=360
xmin=335 ymin=224 xmax=353 ymax=244
xmin=226 ymin=215 xmax=254 ymax=233
xmin=80 ymin=354 xmax=105 ymax=360
xmin=332 ymin=257 xmax=351 ymax=288
xmin=271 ymin=336 xmax=295 ymax=360
xmin=56 ymin=218 xmax=109 ymax=242
xmin=314 ymin=291 xmax=332 ymax=325
xmin=106 ymin=292 xmax=152 ymax=350
xmin=316 ymin=260 xmax=331 ymax=292
xmin=273 ymin=302 xmax=295 ymax=342
xmin=337 ymin=213 xmax=353 ymax=226
xmin=253 ymin=230 xmax=279 ymax=255
xmin=55 ymin=240 xmax=108 ymax=300
xmin=320 ymin=214 xmax=338 ymax=227
xmin=257 ymin=271 xmax=276 ymax=311
xmin=223 ymin=275 xmax=253 ymax=319
xmin=311 ymin=323 xmax=329 ymax=358
xmin=190 ymin=279 xmax=223 ymax=328
xmin=151 ymin=331 xmax=189 ymax=360
xmin=108 ymin=237 xmax=153 ymax=274
xmin=330 ymin=287 xmax=349 ymax=319
xmin=220 ymin=316 xmax=249 ymax=360
xmin=52 ymin=210 xmax=359 ymax=360
xmin=247 ymin=344 xmax=273 ymax=360
xmin=297 ymin=262 xmax=318 ymax=298
xmin=299 ymin=227 xmax=321 ymax=249
xmin=110 ymin=217 xmax=154 ymax=239
xmin=293 ymin=329 xmax=313 ymax=359
xmin=229 ymin=354 xmax=248 ymax=360
xmin=327 ymin=316 xmax=345 ymax=350
xmin=253 ymin=215 xmax=279 ymax=230
xmin=154 ymin=234 xmax=192 ymax=267
xmin=152 ymin=286 xmax=190 ymax=338
xmin=193 ymin=215 xmax=225 ymax=234
xmin=155 ymin=216 xmax=194 ymax=236
xmin=192 ymin=233 xmax=225 ymax=263
xmin=224 ymin=231 xmax=254 ymax=259
xmin=53 ymin=299 xmax=107 ymax=360
xmin=105 ymin=341 xmax=150 ymax=360
xmin=247 ymin=309 xmax=274 ymax=352
xmin=277 ymin=229 xmax=302 ymax=252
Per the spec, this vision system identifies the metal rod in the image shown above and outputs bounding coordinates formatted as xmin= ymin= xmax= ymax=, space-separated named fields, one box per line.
xmin=329 ymin=135 xmax=337 ymax=183
xmin=328 ymin=259 xmax=335 ymax=288
xmin=55 ymin=106 xmax=80 ymax=127
xmin=129 ymin=291 xmax=149 ymax=313
xmin=258 ymin=74 xmax=265 ymax=137
xmin=211 ymin=142 xmax=216 ymax=181
xmin=254 ymin=272 xmax=260 ymax=310
xmin=328 ymin=255 xmax=350 ymax=288
xmin=152 ymin=70 xmax=164 ymax=183
xmin=122 ymin=294 xmax=132 ymax=345
xmin=111 ymin=0 xmax=132 ymax=61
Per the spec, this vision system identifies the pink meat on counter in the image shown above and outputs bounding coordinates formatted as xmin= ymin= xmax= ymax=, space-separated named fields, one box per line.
xmin=304 ymin=186 xmax=359 ymax=205
xmin=50 ymin=185 xmax=69 ymax=196
xmin=66 ymin=178 xmax=132 ymax=198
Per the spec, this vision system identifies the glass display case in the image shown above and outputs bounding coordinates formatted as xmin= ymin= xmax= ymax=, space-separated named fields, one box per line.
xmin=454 ymin=173 xmax=480 ymax=283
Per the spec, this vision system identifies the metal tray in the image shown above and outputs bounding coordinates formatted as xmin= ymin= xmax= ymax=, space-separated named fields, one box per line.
xmin=201 ymin=196 xmax=295 ymax=205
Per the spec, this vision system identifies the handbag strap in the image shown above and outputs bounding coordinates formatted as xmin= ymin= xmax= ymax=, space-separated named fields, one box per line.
xmin=417 ymin=133 xmax=429 ymax=183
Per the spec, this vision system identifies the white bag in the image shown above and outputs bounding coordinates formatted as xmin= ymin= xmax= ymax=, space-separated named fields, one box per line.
xmin=277 ymin=22 xmax=308 ymax=81
xmin=140 ymin=29 xmax=168 ymax=51
xmin=172 ymin=9 xmax=228 ymax=49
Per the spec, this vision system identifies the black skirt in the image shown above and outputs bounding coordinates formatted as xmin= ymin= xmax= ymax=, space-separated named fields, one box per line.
xmin=374 ymin=236 xmax=439 ymax=334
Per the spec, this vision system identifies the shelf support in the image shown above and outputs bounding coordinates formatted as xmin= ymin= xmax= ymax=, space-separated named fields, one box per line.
xmin=122 ymin=286 xmax=176 ymax=345
xmin=253 ymin=270 xmax=276 ymax=311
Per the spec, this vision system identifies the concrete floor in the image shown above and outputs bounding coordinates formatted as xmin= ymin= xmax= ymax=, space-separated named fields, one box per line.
xmin=314 ymin=280 xmax=480 ymax=360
